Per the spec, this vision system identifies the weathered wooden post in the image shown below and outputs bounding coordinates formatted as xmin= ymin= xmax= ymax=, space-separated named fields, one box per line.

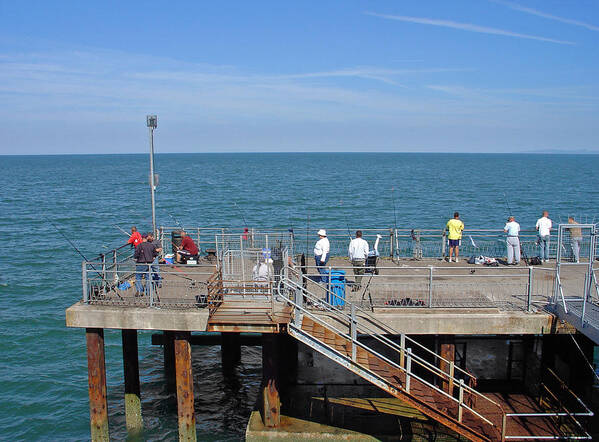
xmin=221 ymin=332 xmax=241 ymax=370
xmin=174 ymin=332 xmax=196 ymax=441
xmin=261 ymin=334 xmax=280 ymax=427
xmin=122 ymin=329 xmax=143 ymax=435
xmin=163 ymin=331 xmax=176 ymax=393
xmin=439 ymin=336 xmax=455 ymax=394
xmin=86 ymin=328 xmax=109 ymax=442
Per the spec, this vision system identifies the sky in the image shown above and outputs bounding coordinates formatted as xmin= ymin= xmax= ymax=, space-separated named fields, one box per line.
xmin=0 ymin=0 xmax=598 ymax=154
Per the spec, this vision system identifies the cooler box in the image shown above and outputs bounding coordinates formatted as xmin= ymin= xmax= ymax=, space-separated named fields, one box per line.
xmin=325 ymin=269 xmax=346 ymax=307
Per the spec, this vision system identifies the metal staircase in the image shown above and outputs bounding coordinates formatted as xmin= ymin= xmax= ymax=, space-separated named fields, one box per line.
xmin=278 ymin=267 xmax=505 ymax=441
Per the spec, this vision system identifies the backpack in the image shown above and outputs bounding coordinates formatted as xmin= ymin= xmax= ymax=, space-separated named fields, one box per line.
xmin=528 ymin=256 xmax=542 ymax=265
xmin=467 ymin=256 xmax=476 ymax=264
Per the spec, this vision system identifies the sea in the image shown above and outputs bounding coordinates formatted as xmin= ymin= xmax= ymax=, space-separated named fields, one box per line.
xmin=1 ymin=152 xmax=598 ymax=441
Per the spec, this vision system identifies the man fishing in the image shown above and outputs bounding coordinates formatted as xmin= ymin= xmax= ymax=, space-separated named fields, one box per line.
xmin=176 ymin=231 xmax=199 ymax=263
xmin=134 ymin=233 xmax=161 ymax=296
xmin=535 ymin=211 xmax=552 ymax=263
xmin=314 ymin=229 xmax=330 ymax=283
xmin=445 ymin=212 xmax=464 ymax=263
xmin=348 ymin=230 xmax=369 ymax=290
xmin=504 ymin=216 xmax=521 ymax=265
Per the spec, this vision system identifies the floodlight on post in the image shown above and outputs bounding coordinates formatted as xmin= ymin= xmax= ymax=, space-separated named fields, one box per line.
xmin=147 ymin=115 xmax=158 ymax=236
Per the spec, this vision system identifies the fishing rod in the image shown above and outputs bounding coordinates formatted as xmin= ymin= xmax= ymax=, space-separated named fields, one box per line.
xmin=44 ymin=216 xmax=122 ymax=296
xmin=233 ymin=202 xmax=249 ymax=228
xmin=90 ymin=211 xmax=132 ymax=238
xmin=339 ymin=200 xmax=352 ymax=241
xmin=168 ymin=213 xmax=184 ymax=230
xmin=391 ymin=187 xmax=399 ymax=231
xmin=306 ymin=211 xmax=310 ymax=255
xmin=502 ymin=192 xmax=513 ymax=217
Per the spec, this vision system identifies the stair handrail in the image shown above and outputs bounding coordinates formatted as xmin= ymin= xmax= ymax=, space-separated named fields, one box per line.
xmin=282 ymin=265 xmax=478 ymax=384
xmin=278 ymin=274 xmax=500 ymax=409
xmin=278 ymin=277 xmax=503 ymax=431
xmin=278 ymin=275 xmax=504 ymax=421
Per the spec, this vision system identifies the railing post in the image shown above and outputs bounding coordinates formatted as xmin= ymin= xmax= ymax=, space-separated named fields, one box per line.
xmin=405 ymin=348 xmax=412 ymax=393
xmin=428 ymin=266 xmax=433 ymax=308
xmin=389 ymin=228 xmax=394 ymax=259
xmin=527 ymin=266 xmax=534 ymax=312
xmin=441 ymin=232 xmax=446 ymax=259
xmin=350 ymin=304 xmax=357 ymax=362
xmin=400 ymin=334 xmax=405 ymax=368
xmin=101 ymin=254 xmax=107 ymax=293
xmin=328 ymin=266 xmax=332 ymax=303
xmin=147 ymin=265 xmax=153 ymax=307
xmin=501 ymin=413 xmax=507 ymax=441
xmin=82 ymin=261 xmax=88 ymax=303
xmin=458 ymin=379 xmax=464 ymax=422
xmin=448 ymin=361 xmax=455 ymax=395
xmin=266 ymin=234 xmax=269 ymax=249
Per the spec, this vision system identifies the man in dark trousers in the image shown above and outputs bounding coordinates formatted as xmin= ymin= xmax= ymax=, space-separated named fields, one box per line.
xmin=134 ymin=234 xmax=160 ymax=296
xmin=176 ymin=230 xmax=199 ymax=263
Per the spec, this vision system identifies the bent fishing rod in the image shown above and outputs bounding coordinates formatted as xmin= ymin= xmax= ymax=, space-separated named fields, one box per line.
xmin=44 ymin=216 xmax=122 ymax=293
xmin=233 ymin=202 xmax=249 ymax=228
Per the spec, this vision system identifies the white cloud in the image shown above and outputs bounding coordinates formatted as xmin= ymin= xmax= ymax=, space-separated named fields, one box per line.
xmin=492 ymin=0 xmax=599 ymax=31
xmin=365 ymin=12 xmax=575 ymax=45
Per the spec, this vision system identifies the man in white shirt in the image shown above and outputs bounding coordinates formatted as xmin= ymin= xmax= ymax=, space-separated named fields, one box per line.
xmin=314 ymin=229 xmax=330 ymax=283
xmin=535 ymin=211 xmax=552 ymax=263
xmin=503 ymin=216 xmax=521 ymax=265
xmin=348 ymin=230 xmax=369 ymax=290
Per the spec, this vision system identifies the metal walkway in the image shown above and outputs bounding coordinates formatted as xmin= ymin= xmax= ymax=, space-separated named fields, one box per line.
xmin=552 ymin=224 xmax=599 ymax=344
xmin=277 ymin=266 xmax=592 ymax=441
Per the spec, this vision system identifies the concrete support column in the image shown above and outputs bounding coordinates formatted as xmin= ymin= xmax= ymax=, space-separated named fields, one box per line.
xmin=221 ymin=332 xmax=241 ymax=370
xmin=122 ymin=329 xmax=143 ymax=435
xmin=439 ymin=336 xmax=456 ymax=394
xmin=86 ymin=328 xmax=109 ymax=442
xmin=163 ymin=330 xmax=176 ymax=393
xmin=261 ymin=334 xmax=281 ymax=427
xmin=174 ymin=332 xmax=196 ymax=441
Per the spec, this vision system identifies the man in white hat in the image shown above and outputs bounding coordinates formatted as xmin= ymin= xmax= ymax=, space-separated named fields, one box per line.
xmin=314 ymin=229 xmax=330 ymax=283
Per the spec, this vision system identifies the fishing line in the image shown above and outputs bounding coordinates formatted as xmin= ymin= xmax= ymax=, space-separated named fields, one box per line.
xmin=502 ymin=192 xmax=513 ymax=217
xmin=168 ymin=213 xmax=184 ymax=230
xmin=339 ymin=200 xmax=352 ymax=241
xmin=233 ymin=202 xmax=249 ymax=228
xmin=391 ymin=187 xmax=399 ymax=231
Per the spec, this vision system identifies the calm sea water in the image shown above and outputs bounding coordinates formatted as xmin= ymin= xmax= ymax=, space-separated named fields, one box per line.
xmin=1 ymin=153 xmax=598 ymax=441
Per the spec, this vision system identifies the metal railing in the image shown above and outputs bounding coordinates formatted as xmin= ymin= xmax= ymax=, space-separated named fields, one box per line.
xmin=278 ymin=266 xmax=506 ymax=436
xmin=501 ymin=368 xmax=593 ymax=440
xmin=82 ymin=262 xmax=216 ymax=308
xmin=298 ymin=264 xmax=555 ymax=312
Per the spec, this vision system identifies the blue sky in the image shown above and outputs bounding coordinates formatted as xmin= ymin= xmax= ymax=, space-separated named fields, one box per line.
xmin=1 ymin=0 xmax=598 ymax=154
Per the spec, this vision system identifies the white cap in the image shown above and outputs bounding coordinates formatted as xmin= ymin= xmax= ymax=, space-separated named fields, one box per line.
xmin=317 ymin=229 xmax=327 ymax=237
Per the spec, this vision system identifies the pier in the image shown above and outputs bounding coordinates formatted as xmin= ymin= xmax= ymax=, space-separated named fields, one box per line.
xmin=66 ymin=226 xmax=598 ymax=440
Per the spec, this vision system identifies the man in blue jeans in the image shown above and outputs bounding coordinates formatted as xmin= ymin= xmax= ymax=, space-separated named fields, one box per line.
xmin=535 ymin=211 xmax=552 ymax=263
xmin=314 ymin=229 xmax=330 ymax=283
xmin=134 ymin=234 xmax=160 ymax=296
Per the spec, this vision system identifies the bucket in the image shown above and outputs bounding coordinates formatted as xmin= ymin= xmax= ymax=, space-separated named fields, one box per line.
xmin=171 ymin=230 xmax=183 ymax=254
xmin=164 ymin=254 xmax=174 ymax=264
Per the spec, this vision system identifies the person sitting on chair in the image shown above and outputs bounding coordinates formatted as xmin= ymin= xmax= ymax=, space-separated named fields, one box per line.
xmin=176 ymin=231 xmax=199 ymax=263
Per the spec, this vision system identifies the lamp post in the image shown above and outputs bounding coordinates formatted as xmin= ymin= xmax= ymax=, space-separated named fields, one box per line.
xmin=147 ymin=115 xmax=158 ymax=236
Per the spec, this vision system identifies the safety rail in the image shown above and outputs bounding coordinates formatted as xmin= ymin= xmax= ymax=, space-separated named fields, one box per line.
xmin=282 ymin=266 xmax=480 ymax=386
xmin=501 ymin=368 xmax=593 ymax=440
xmin=278 ymin=269 xmax=506 ymax=436
xmin=93 ymin=242 xmax=135 ymax=273
xmin=207 ymin=276 xmax=275 ymax=318
xmin=300 ymin=264 xmax=555 ymax=312
xmin=82 ymin=262 xmax=216 ymax=308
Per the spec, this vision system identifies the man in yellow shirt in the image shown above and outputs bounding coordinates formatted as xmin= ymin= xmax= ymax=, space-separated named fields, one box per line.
xmin=445 ymin=212 xmax=464 ymax=263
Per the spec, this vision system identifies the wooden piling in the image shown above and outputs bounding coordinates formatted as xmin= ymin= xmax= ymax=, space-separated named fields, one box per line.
xmin=122 ymin=329 xmax=143 ymax=435
xmin=86 ymin=328 xmax=109 ymax=442
xmin=439 ymin=336 xmax=455 ymax=394
xmin=260 ymin=334 xmax=281 ymax=427
xmin=163 ymin=330 xmax=176 ymax=393
xmin=221 ymin=332 xmax=241 ymax=369
xmin=174 ymin=332 xmax=196 ymax=441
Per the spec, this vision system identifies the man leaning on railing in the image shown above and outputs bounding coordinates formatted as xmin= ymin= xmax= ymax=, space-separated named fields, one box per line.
xmin=134 ymin=234 xmax=161 ymax=296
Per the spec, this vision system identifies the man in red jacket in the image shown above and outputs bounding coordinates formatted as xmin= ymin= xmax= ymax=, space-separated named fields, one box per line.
xmin=127 ymin=226 xmax=143 ymax=248
xmin=176 ymin=231 xmax=199 ymax=263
